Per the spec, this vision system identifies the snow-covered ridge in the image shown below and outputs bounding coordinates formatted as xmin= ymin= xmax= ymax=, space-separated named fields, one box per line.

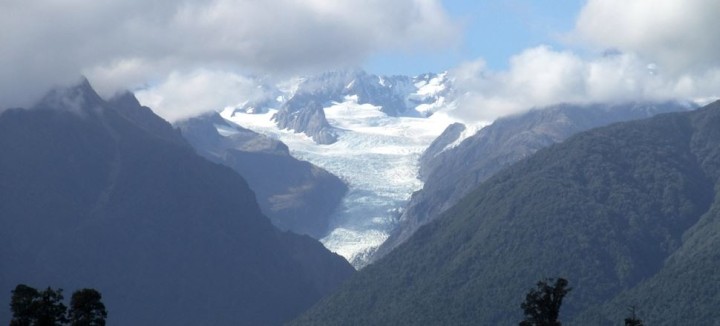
xmin=233 ymin=69 xmax=454 ymax=119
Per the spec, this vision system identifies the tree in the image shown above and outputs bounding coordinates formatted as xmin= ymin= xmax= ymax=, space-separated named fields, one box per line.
xmin=10 ymin=284 xmax=40 ymax=326
xmin=519 ymin=278 xmax=572 ymax=326
xmin=624 ymin=305 xmax=644 ymax=326
xmin=67 ymin=289 xmax=107 ymax=326
xmin=10 ymin=285 xmax=67 ymax=326
xmin=34 ymin=287 xmax=68 ymax=326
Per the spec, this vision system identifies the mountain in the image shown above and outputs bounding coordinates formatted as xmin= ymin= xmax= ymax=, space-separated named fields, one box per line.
xmin=176 ymin=112 xmax=348 ymax=238
xmin=280 ymin=70 xmax=451 ymax=117
xmin=273 ymin=94 xmax=339 ymax=144
xmin=417 ymin=121 xmax=466 ymax=180
xmin=243 ymin=70 xmax=452 ymax=144
xmin=372 ymin=101 xmax=694 ymax=261
xmin=0 ymin=79 xmax=355 ymax=325
xmin=292 ymin=101 xmax=720 ymax=325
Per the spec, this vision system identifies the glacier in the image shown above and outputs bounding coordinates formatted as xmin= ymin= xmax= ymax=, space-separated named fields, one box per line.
xmin=222 ymin=97 xmax=456 ymax=268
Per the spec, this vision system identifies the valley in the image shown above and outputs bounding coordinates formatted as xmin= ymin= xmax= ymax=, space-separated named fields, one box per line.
xmin=5 ymin=1 xmax=720 ymax=324
xmin=223 ymin=96 xmax=459 ymax=267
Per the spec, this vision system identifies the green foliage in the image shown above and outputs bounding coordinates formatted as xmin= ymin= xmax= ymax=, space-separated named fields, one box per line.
xmin=519 ymin=278 xmax=571 ymax=326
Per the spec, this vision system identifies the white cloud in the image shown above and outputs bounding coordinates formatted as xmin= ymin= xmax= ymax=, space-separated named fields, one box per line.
xmin=134 ymin=70 xmax=267 ymax=123
xmin=448 ymin=46 xmax=720 ymax=123
xmin=574 ymin=0 xmax=720 ymax=75
xmin=446 ymin=0 xmax=720 ymax=123
xmin=0 ymin=0 xmax=459 ymax=109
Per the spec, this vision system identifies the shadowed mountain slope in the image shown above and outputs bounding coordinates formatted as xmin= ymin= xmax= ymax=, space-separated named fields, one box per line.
xmin=0 ymin=80 xmax=354 ymax=326
xmin=176 ymin=112 xmax=347 ymax=238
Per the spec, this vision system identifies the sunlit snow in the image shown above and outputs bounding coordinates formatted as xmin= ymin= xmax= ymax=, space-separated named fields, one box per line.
xmin=221 ymin=97 xmax=455 ymax=268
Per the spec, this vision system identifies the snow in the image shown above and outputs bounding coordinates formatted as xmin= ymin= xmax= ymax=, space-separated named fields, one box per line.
xmin=222 ymin=97 xmax=455 ymax=268
xmin=440 ymin=121 xmax=489 ymax=153
xmin=415 ymin=96 xmax=447 ymax=116
xmin=407 ymin=72 xmax=452 ymax=117
xmin=416 ymin=72 xmax=448 ymax=97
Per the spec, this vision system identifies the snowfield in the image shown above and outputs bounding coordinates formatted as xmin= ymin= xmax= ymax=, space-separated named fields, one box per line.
xmin=222 ymin=97 xmax=456 ymax=268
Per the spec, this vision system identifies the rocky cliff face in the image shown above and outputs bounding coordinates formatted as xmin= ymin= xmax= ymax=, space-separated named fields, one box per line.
xmin=273 ymin=95 xmax=338 ymax=144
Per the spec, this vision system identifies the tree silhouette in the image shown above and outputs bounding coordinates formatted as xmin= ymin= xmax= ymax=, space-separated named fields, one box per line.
xmin=519 ymin=278 xmax=572 ymax=326
xmin=10 ymin=285 xmax=68 ymax=326
xmin=68 ymin=289 xmax=108 ymax=326
xmin=34 ymin=287 xmax=68 ymax=326
xmin=10 ymin=284 xmax=40 ymax=326
xmin=624 ymin=305 xmax=644 ymax=326
xmin=9 ymin=285 xmax=106 ymax=326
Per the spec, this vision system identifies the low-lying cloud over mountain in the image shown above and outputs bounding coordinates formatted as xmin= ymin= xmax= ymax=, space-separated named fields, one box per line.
xmin=0 ymin=0 xmax=459 ymax=109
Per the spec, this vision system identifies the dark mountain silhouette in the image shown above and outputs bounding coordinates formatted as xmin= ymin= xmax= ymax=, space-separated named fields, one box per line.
xmin=0 ymin=79 xmax=354 ymax=326
xmin=293 ymin=101 xmax=720 ymax=325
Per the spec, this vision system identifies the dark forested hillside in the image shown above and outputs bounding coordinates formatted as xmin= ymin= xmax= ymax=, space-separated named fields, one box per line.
xmin=0 ymin=80 xmax=354 ymax=326
xmin=374 ymin=101 xmax=693 ymax=261
xmin=293 ymin=101 xmax=720 ymax=325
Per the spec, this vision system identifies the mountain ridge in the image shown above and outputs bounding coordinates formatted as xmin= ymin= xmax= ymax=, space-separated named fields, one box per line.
xmin=372 ymin=101 xmax=695 ymax=262
xmin=237 ymin=70 xmax=452 ymax=144
xmin=0 ymin=80 xmax=355 ymax=325
xmin=292 ymin=100 xmax=720 ymax=325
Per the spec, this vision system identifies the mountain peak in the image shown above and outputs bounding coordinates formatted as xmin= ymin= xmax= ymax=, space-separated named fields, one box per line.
xmin=33 ymin=76 xmax=105 ymax=115
xmin=110 ymin=90 xmax=142 ymax=108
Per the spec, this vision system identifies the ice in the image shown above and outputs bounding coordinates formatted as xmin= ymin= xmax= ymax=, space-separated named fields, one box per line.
xmin=222 ymin=98 xmax=455 ymax=268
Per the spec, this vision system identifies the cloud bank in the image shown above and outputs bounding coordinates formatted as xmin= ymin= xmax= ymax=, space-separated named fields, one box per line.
xmin=448 ymin=46 xmax=720 ymax=122
xmin=134 ymin=70 xmax=268 ymax=123
xmin=575 ymin=0 xmax=720 ymax=74
xmin=446 ymin=0 xmax=720 ymax=123
xmin=0 ymin=0 xmax=459 ymax=109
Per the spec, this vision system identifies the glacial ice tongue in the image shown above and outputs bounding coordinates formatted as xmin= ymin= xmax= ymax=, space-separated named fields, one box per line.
xmin=222 ymin=98 xmax=454 ymax=268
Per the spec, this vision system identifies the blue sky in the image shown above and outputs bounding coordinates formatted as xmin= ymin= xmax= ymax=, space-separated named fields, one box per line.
xmin=367 ymin=0 xmax=587 ymax=75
